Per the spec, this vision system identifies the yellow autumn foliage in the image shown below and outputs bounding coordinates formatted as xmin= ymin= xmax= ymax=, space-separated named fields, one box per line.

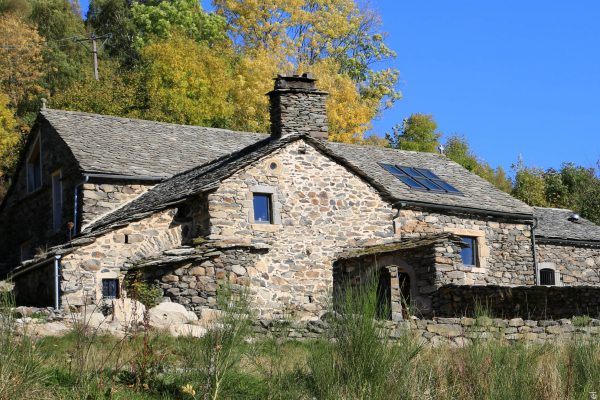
xmin=0 ymin=13 xmax=45 ymax=108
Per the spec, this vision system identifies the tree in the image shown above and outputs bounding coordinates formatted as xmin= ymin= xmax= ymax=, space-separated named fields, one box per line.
xmin=131 ymin=0 xmax=227 ymax=49
xmin=21 ymin=0 xmax=88 ymax=112
xmin=0 ymin=92 xmax=21 ymax=198
xmin=511 ymin=157 xmax=547 ymax=207
xmin=386 ymin=113 xmax=441 ymax=153
xmin=444 ymin=135 xmax=512 ymax=193
xmin=0 ymin=13 xmax=45 ymax=117
xmin=213 ymin=0 xmax=400 ymax=142
xmin=87 ymin=0 xmax=137 ymax=64
xmin=139 ymin=34 xmax=237 ymax=127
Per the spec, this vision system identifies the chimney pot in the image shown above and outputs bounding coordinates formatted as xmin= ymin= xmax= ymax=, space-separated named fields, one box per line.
xmin=268 ymin=73 xmax=329 ymax=140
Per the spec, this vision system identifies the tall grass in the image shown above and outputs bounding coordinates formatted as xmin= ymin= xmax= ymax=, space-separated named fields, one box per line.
xmin=0 ymin=290 xmax=50 ymax=400
xmin=309 ymin=277 xmax=421 ymax=400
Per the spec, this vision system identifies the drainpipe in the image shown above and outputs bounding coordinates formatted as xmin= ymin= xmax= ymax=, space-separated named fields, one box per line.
xmin=54 ymin=255 xmax=61 ymax=311
xmin=531 ymin=217 xmax=539 ymax=285
xmin=73 ymin=175 xmax=89 ymax=236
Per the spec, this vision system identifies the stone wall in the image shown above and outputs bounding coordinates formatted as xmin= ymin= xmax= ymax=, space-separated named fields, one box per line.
xmin=58 ymin=208 xmax=188 ymax=308
xmin=0 ymin=120 xmax=82 ymax=275
xmin=537 ymin=242 xmax=600 ymax=286
xmin=432 ymin=284 xmax=600 ymax=319
xmin=394 ymin=209 xmax=535 ymax=285
xmin=333 ymin=236 xmax=464 ymax=319
xmin=135 ymin=244 xmax=266 ymax=313
xmin=13 ymin=261 xmax=55 ymax=307
xmin=254 ymin=316 xmax=600 ymax=346
xmin=80 ymin=182 xmax=153 ymax=229
xmin=205 ymin=139 xmax=535 ymax=320
xmin=208 ymin=140 xmax=396 ymax=320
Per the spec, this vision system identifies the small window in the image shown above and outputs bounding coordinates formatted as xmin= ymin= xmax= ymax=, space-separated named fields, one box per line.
xmin=253 ymin=193 xmax=272 ymax=224
xmin=539 ymin=268 xmax=556 ymax=286
xmin=27 ymin=136 xmax=42 ymax=193
xmin=102 ymin=279 xmax=119 ymax=299
xmin=460 ymin=236 xmax=478 ymax=266
xmin=20 ymin=240 xmax=32 ymax=262
xmin=52 ymin=170 xmax=62 ymax=232
xmin=379 ymin=163 xmax=461 ymax=194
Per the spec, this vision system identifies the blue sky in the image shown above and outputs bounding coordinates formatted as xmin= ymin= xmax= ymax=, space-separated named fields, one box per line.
xmin=80 ymin=0 xmax=600 ymax=174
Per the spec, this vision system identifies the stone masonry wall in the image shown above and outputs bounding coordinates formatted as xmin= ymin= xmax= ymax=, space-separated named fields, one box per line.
xmin=432 ymin=285 xmax=600 ymax=319
xmin=395 ymin=209 xmax=535 ymax=286
xmin=59 ymin=208 xmax=188 ymax=309
xmin=80 ymin=182 xmax=153 ymax=229
xmin=254 ymin=316 xmax=600 ymax=346
xmin=0 ymin=120 xmax=82 ymax=275
xmin=537 ymin=243 xmax=600 ymax=286
xmin=208 ymin=140 xmax=396 ymax=320
xmin=206 ymin=139 xmax=535 ymax=320
xmin=136 ymin=245 xmax=266 ymax=313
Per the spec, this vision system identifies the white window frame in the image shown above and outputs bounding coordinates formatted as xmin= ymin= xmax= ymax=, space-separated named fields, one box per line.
xmin=52 ymin=169 xmax=62 ymax=232
xmin=26 ymin=134 xmax=42 ymax=193
xmin=537 ymin=262 xmax=561 ymax=286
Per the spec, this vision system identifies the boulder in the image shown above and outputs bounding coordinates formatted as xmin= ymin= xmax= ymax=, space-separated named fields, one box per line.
xmin=30 ymin=321 xmax=70 ymax=337
xmin=168 ymin=324 xmax=207 ymax=338
xmin=111 ymin=298 xmax=146 ymax=326
xmin=148 ymin=302 xmax=197 ymax=329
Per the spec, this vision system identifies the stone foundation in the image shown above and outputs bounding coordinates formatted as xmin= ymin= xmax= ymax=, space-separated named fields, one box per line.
xmin=254 ymin=316 xmax=600 ymax=346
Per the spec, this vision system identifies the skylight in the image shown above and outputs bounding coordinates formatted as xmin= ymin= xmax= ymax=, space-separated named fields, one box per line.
xmin=380 ymin=164 xmax=461 ymax=194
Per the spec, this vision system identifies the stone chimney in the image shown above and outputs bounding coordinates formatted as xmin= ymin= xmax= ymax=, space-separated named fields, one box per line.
xmin=268 ymin=73 xmax=329 ymax=140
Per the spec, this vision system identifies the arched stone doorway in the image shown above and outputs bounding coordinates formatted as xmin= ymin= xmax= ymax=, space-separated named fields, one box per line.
xmin=397 ymin=271 xmax=411 ymax=319
xmin=376 ymin=267 xmax=392 ymax=320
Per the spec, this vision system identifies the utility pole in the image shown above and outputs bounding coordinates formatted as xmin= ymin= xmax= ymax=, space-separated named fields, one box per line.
xmin=91 ymin=34 xmax=99 ymax=81
xmin=74 ymin=33 xmax=111 ymax=81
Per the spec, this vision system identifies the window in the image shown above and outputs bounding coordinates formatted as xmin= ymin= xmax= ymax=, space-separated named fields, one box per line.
xmin=26 ymin=136 xmax=42 ymax=192
xmin=20 ymin=240 xmax=32 ymax=262
xmin=379 ymin=164 xmax=461 ymax=194
xmin=460 ymin=236 xmax=478 ymax=266
xmin=52 ymin=170 xmax=62 ymax=232
xmin=102 ymin=279 xmax=119 ymax=299
xmin=253 ymin=193 xmax=272 ymax=223
xmin=539 ymin=268 xmax=556 ymax=286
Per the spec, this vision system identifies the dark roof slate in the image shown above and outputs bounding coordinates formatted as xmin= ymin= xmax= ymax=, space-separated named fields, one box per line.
xmin=85 ymin=135 xmax=299 ymax=232
xmin=41 ymin=109 xmax=266 ymax=178
xmin=323 ymin=142 xmax=533 ymax=215
xmin=534 ymin=207 xmax=600 ymax=243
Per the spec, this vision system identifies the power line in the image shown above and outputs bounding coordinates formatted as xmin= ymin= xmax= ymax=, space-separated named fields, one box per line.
xmin=73 ymin=33 xmax=112 ymax=81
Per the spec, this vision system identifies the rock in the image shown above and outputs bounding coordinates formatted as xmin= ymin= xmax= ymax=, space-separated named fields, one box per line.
xmin=111 ymin=299 xmax=146 ymax=326
xmin=148 ymin=302 xmax=197 ymax=328
xmin=14 ymin=306 xmax=35 ymax=318
xmin=508 ymin=318 xmax=524 ymax=327
xmin=426 ymin=323 xmax=462 ymax=337
xmin=164 ymin=247 xmax=196 ymax=256
xmin=200 ymin=308 xmax=224 ymax=324
xmin=30 ymin=321 xmax=70 ymax=337
xmin=168 ymin=324 xmax=207 ymax=338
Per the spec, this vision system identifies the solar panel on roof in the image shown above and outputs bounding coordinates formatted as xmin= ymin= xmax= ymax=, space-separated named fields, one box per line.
xmin=379 ymin=163 xmax=462 ymax=194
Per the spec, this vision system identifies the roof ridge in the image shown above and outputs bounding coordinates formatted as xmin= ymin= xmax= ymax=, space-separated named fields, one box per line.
xmin=41 ymin=108 xmax=266 ymax=136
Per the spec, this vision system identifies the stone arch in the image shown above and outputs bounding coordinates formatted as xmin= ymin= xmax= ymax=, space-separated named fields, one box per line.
xmin=538 ymin=262 xmax=561 ymax=286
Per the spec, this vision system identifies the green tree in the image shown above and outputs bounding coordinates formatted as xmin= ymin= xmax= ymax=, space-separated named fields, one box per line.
xmin=386 ymin=113 xmax=441 ymax=153
xmin=86 ymin=0 xmax=137 ymax=64
xmin=444 ymin=135 xmax=512 ymax=193
xmin=131 ymin=0 xmax=227 ymax=49
xmin=512 ymin=157 xmax=548 ymax=207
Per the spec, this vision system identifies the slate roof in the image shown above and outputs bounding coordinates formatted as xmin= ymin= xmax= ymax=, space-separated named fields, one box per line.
xmin=83 ymin=133 xmax=535 ymax=234
xmin=323 ymin=142 xmax=533 ymax=216
xmin=40 ymin=109 xmax=266 ymax=178
xmin=85 ymin=135 xmax=297 ymax=232
xmin=534 ymin=207 xmax=600 ymax=244
xmin=28 ymin=107 xmax=540 ymax=235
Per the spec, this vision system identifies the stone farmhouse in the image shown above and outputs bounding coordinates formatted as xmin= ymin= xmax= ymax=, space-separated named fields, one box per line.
xmin=1 ymin=74 xmax=600 ymax=322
